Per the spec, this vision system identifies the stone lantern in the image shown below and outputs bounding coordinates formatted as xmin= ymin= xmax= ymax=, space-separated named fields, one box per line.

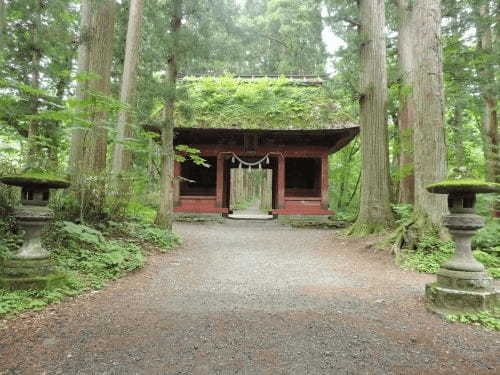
xmin=425 ymin=179 xmax=499 ymax=314
xmin=0 ymin=171 xmax=70 ymax=290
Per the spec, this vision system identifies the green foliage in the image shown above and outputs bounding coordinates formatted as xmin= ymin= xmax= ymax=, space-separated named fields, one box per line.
xmin=0 ymin=219 xmax=21 ymax=260
xmin=399 ymin=231 xmax=500 ymax=279
xmin=125 ymin=201 xmax=158 ymax=224
xmin=391 ymin=204 xmax=413 ymax=225
xmin=175 ymin=144 xmax=209 ymax=167
xmin=0 ymin=221 xmax=147 ymax=318
xmin=398 ymin=232 xmax=455 ymax=274
xmin=46 ymin=222 xmax=146 ymax=289
xmin=472 ymin=219 xmax=500 ymax=254
xmin=105 ymin=221 xmax=181 ymax=252
xmin=446 ymin=312 xmax=500 ymax=331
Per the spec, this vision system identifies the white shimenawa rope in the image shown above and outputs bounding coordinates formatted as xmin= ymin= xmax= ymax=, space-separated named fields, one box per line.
xmin=231 ymin=153 xmax=270 ymax=170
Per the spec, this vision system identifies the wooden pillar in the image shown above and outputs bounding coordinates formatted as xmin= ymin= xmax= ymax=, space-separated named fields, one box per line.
xmin=277 ymin=155 xmax=285 ymax=209
xmin=321 ymin=154 xmax=329 ymax=209
xmin=173 ymin=160 xmax=181 ymax=207
xmin=216 ymin=153 xmax=224 ymax=208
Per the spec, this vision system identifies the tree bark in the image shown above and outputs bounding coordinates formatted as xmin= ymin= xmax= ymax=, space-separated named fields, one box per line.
xmin=69 ymin=0 xmax=91 ymax=176
xmin=0 ymin=0 xmax=6 ymax=54
xmin=156 ymin=0 xmax=182 ymax=230
xmin=27 ymin=1 xmax=42 ymax=169
xmin=83 ymin=0 xmax=116 ymax=173
xmin=397 ymin=0 xmax=415 ymax=204
xmin=451 ymin=101 xmax=466 ymax=167
xmin=112 ymin=0 xmax=144 ymax=191
xmin=477 ymin=2 xmax=498 ymax=185
xmin=412 ymin=0 xmax=448 ymax=224
xmin=351 ymin=0 xmax=393 ymax=234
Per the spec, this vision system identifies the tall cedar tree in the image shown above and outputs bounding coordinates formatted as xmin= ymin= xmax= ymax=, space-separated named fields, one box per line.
xmin=68 ymin=0 xmax=116 ymax=220
xmin=350 ymin=0 xmax=394 ymax=235
xmin=396 ymin=0 xmax=415 ymax=204
xmin=112 ymin=0 xmax=144 ymax=198
xmin=156 ymin=0 xmax=182 ymax=230
xmin=412 ymin=0 xmax=447 ymax=224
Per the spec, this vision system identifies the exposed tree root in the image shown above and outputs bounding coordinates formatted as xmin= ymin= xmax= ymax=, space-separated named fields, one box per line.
xmin=347 ymin=218 xmax=392 ymax=237
xmin=385 ymin=211 xmax=447 ymax=256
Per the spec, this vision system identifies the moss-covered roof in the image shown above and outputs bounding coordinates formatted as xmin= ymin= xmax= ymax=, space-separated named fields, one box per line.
xmin=0 ymin=169 xmax=70 ymax=189
xmin=165 ymin=76 xmax=357 ymax=131
xmin=426 ymin=179 xmax=500 ymax=194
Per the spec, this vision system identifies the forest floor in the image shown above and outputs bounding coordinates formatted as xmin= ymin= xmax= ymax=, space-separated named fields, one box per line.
xmin=0 ymin=220 xmax=499 ymax=374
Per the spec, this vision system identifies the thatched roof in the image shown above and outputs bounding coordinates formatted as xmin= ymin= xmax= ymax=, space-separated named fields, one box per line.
xmin=150 ymin=76 xmax=358 ymax=132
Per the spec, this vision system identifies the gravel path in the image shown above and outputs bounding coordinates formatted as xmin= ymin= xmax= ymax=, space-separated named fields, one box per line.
xmin=1 ymin=220 xmax=499 ymax=374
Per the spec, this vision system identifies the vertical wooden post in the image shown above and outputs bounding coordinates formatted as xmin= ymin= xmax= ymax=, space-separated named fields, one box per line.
xmin=321 ymin=154 xmax=329 ymax=209
xmin=216 ymin=153 xmax=224 ymax=208
xmin=173 ymin=160 xmax=181 ymax=207
xmin=277 ymin=155 xmax=285 ymax=209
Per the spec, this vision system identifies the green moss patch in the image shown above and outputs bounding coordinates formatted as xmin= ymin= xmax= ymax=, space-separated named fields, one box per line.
xmin=426 ymin=179 xmax=500 ymax=194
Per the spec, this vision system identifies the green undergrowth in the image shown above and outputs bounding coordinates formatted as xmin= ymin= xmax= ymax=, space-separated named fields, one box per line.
xmin=104 ymin=221 xmax=181 ymax=251
xmin=397 ymin=229 xmax=500 ymax=279
xmin=0 ymin=219 xmax=180 ymax=318
xmin=446 ymin=312 xmax=500 ymax=331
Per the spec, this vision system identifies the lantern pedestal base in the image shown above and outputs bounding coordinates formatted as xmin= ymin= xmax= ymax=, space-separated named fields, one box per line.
xmin=425 ymin=281 xmax=499 ymax=315
xmin=0 ymin=271 xmax=68 ymax=290
xmin=0 ymin=258 xmax=68 ymax=290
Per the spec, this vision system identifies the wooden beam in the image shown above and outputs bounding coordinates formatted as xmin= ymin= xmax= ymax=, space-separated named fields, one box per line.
xmin=277 ymin=155 xmax=285 ymax=209
xmin=173 ymin=160 xmax=181 ymax=207
xmin=216 ymin=153 xmax=224 ymax=208
xmin=321 ymin=154 xmax=329 ymax=209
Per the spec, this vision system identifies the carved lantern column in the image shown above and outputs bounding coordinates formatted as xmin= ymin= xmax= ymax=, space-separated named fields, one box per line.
xmin=0 ymin=171 xmax=70 ymax=290
xmin=425 ymin=179 xmax=500 ymax=314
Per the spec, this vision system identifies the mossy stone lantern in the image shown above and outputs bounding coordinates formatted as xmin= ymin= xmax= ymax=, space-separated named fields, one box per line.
xmin=0 ymin=171 xmax=70 ymax=290
xmin=425 ymin=179 xmax=500 ymax=314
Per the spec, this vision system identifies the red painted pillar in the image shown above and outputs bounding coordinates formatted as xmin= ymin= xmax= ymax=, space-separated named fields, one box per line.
xmin=321 ymin=154 xmax=329 ymax=209
xmin=216 ymin=153 xmax=224 ymax=208
xmin=277 ymin=155 xmax=285 ymax=209
xmin=173 ymin=160 xmax=181 ymax=207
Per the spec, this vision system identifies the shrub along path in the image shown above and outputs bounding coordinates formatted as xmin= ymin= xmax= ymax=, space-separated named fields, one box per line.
xmin=0 ymin=220 xmax=499 ymax=374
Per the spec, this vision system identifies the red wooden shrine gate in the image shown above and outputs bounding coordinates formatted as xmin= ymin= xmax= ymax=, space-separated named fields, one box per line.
xmin=173 ymin=127 xmax=358 ymax=219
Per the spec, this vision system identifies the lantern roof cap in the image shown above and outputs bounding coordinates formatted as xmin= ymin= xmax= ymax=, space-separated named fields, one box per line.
xmin=426 ymin=179 xmax=500 ymax=195
xmin=0 ymin=169 xmax=70 ymax=189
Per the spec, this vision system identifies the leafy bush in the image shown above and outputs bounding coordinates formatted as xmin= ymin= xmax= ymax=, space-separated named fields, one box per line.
xmin=106 ymin=221 xmax=181 ymax=252
xmin=398 ymin=232 xmax=455 ymax=273
xmin=472 ymin=219 xmax=500 ymax=253
xmin=46 ymin=221 xmax=146 ymax=288
xmin=0 ymin=221 xmax=146 ymax=317
xmin=399 ymin=232 xmax=500 ymax=279
xmin=391 ymin=204 xmax=413 ymax=225
xmin=447 ymin=312 xmax=500 ymax=331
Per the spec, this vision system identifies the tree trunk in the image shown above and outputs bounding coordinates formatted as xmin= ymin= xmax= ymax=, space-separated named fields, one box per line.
xmin=350 ymin=0 xmax=393 ymax=235
xmin=83 ymin=0 xmax=116 ymax=172
xmin=26 ymin=1 xmax=42 ymax=169
xmin=0 ymin=0 xmax=6 ymax=54
xmin=155 ymin=0 xmax=182 ymax=230
xmin=81 ymin=0 xmax=117 ymax=218
xmin=397 ymin=0 xmax=415 ymax=204
xmin=412 ymin=0 xmax=448 ymax=224
xmin=451 ymin=102 xmax=466 ymax=167
xmin=112 ymin=0 xmax=144 ymax=194
xmin=69 ymin=0 xmax=91 ymax=176
xmin=477 ymin=3 xmax=498 ymax=185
